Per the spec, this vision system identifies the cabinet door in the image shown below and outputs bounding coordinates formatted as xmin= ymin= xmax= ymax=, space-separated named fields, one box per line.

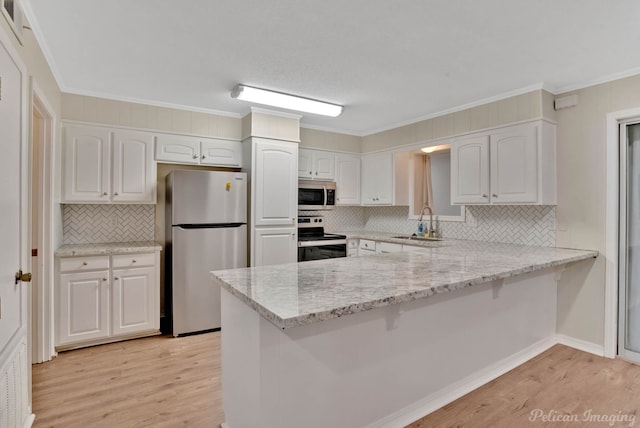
xmin=62 ymin=127 xmax=110 ymax=203
xmin=112 ymin=266 xmax=158 ymax=336
xmin=155 ymin=134 xmax=200 ymax=164
xmin=253 ymin=227 xmax=297 ymax=267
xmin=361 ymin=152 xmax=392 ymax=205
xmin=450 ymin=136 xmax=490 ymax=204
xmin=112 ymin=131 xmax=156 ymax=203
xmin=254 ymin=140 xmax=298 ymax=226
xmin=200 ymin=139 xmax=242 ymax=166
xmin=298 ymin=148 xmax=314 ymax=179
xmin=313 ymin=152 xmax=335 ymax=180
xmin=335 ymin=154 xmax=361 ymax=205
xmin=58 ymin=270 xmax=110 ymax=345
xmin=490 ymin=124 xmax=537 ymax=204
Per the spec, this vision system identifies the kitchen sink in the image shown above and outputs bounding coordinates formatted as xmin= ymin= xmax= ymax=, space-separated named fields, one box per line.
xmin=392 ymin=235 xmax=444 ymax=242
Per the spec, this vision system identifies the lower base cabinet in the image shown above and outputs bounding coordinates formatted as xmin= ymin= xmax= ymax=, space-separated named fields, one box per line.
xmin=57 ymin=252 xmax=160 ymax=350
xmin=253 ymin=227 xmax=297 ymax=267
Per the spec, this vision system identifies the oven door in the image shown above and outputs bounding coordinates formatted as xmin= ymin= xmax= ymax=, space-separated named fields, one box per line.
xmin=298 ymin=242 xmax=347 ymax=262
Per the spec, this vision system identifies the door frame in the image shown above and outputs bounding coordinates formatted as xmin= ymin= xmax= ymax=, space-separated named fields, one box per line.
xmin=30 ymin=80 xmax=57 ymax=363
xmin=605 ymin=107 xmax=640 ymax=359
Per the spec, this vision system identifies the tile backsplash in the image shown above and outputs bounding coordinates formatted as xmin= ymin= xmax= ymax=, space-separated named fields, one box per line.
xmin=63 ymin=204 xmax=155 ymax=244
xmin=307 ymin=204 xmax=556 ymax=247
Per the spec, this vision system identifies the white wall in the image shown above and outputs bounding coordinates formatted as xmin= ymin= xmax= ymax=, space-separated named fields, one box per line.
xmin=554 ymin=74 xmax=640 ymax=346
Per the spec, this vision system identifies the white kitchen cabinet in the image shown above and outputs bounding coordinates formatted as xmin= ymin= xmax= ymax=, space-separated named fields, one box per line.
xmin=358 ymin=239 xmax=377 ymax=256
xmin=450 ymin=135 xmax=490 ymax=204
xmin=155 ymin=134 xmax=242 ymax=167
xmin=335 ymin=153 xmax=361 ymax=205
xmin=62 ymin=126 xmax=156 ymax=204
xmin=112 ymin=131 xmax=156 ymax=203
xmin=451 ymin=120 xmax=556 ymax=205
xmin=244 ymin=137 xmax=298 ymax=267
xmin=253 ymin=139 xmax=298 ymax=227
xmin=376 ymin=242 xmax=402 ymax=254
xmin=62 ymin=127 xmax=110 ymax=202
xmin=58 ymin=269 xmax=110 ymax=346
xmin=347 ymin=238 xmax=358 ymax=257
xmin=112 ymin=266 xmax=157 ymax=336
xmin=56 ymin=252 xmax=160 ymax=350
xmin=361 ymin=151 xmax=410 ymax=205
xmin=298 ymin=148 xmax=335 ymax=180
xmin=253 ymin=227 xmax=297 ymax=267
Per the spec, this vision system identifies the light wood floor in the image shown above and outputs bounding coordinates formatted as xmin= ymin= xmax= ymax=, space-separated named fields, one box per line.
xmin=32 ymin=333 xmax=223 ymax=428
xmin=407 ymin=344 xmax=640 ymax=428
xmin=32 ymin=336 xmax=640 ymax=428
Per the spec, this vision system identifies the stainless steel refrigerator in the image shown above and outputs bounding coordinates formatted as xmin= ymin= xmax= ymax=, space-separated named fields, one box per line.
xmin=166 ymin=170 xmax=247 ymax=336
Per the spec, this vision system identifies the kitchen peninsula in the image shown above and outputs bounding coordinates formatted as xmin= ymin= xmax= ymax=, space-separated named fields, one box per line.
xmin=212 ymin=240 xmax=597 ymax=428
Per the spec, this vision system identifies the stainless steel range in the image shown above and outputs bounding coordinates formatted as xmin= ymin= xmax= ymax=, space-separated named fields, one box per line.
xmin=297 ymin=216 xmax=347 ymax=262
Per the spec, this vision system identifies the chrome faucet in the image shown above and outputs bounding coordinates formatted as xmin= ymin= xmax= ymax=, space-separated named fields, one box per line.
xmin=418 ymin=205 xmax=435 ymax=237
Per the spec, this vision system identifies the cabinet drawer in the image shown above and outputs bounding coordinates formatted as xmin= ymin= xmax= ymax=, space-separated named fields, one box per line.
xmin=376 ymin=242 xmax=402 ymax=254
xmin=59 ymin=255 xmax=110 ymax=272
xmin=112 ymin=252 xmax=156 ymax=268
xmin=359 ymin=239 xmax=375 ymax=251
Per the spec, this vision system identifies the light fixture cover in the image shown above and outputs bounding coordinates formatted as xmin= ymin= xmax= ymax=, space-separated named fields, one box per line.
xmin=231 ymin=84 xmax=343 ymax=117
xmin=420 ymin=144 xmax=451 ymax=154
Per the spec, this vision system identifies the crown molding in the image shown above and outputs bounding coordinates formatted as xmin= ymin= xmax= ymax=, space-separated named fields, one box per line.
xmin=299 ymin=122 xmax=364 ymax=137
xmin=554 ymin=67 xmax=640 ymax=95
xmin=248 ymin=106 xmax=302 ymax=120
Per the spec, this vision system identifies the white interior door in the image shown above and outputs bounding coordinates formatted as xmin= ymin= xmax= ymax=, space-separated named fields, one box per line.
xmin=0 ymin=31 xmax=32 ymax=427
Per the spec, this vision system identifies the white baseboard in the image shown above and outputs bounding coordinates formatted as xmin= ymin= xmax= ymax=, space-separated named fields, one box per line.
xmin=555 ymin=334 xmax=605 ymax=357
xmin=367 ymin=337 xmax=557 ymax=428
xmin=23 ymin=413 xmax=35 ymax=428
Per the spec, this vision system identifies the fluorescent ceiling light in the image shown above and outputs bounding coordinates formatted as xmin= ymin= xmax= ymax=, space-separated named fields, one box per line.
xmin=231 ymin=84 xmax=343 ymax=117
xmin=421 ymin=144 xmax=451 ymax=154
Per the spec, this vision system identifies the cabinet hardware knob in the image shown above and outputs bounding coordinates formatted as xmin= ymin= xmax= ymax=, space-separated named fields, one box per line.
xmin=482 ymin=194 xmax=488 ymax=198
xmin=102 ymin=278 xmax=107 ymax=281
xmin=115 ymin=277 xmax=119 ymax=280
xmin=114 ymin=192 xmax=119 ymax=196
xmin=315 ymin=172 xmax=318 ymax=175
xmin=193 ymin=155 xmax=198 ymax=159
xmin=309 ymin=171 xmax=312 ymax=175
xmin=132 ymin=259 xmax=137 ymax=263
xmin=82 ymin=262 xmax=88 ymax=266
xmin=202 ymin=155 xmax=206 ymax=159
xmin=102 ymin=192 xmax=108 ymax=196
xmin=492 ymin=194 xmax=498 ymax=198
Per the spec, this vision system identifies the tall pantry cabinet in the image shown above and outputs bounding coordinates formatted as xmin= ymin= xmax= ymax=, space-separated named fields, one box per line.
xmin=243 ymin=137 xmax=298 ymax=267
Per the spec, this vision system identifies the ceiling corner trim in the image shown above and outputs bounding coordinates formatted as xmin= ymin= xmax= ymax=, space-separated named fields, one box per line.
xmin=62 ymin=87 xmax=243 ymax=119
xmin=20 ymin=0 xmax=69 ymax=92
xmin=361 ymin=82 xmax=549 ymax=136
xmin=299 ymin=122 xmax=365 ymax=137
xmin=554 ymin=67 xmax=640 ymax=95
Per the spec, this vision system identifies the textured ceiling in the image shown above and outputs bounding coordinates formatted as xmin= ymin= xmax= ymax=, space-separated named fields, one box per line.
xmin=23 ymin=0 xmax=640 ymax=135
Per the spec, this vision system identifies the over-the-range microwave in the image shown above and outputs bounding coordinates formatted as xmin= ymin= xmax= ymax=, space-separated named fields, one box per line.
xmin=298 ymin=180 xmax=336 ymax=210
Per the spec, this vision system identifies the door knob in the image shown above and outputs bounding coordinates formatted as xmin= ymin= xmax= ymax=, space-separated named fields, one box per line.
xmin=15 ymin=270 xmax=32 ymax=285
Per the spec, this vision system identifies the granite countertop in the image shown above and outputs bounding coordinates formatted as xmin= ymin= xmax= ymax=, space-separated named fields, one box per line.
xmin=212 ymin=239 xmax=598 ymax=330
xmin=55 ymin=241 xmax=162 ymax=257
xmin=341 ymin=230 xmax=449 ymax=248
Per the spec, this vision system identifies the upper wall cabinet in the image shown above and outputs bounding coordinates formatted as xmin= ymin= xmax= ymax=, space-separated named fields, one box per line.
xmin=450 ymin=120 xmax=556 ymax=205
xmin=335 ymin=153 xmax=361 ymax=205
xmin=156 ymin=134 xmax=241 ymax=167
xmin=63 ymin=126 xmax=156 ymax=204
xmin=298 ymin=148 xmax=335 ymax=180
xmin=361 ymin=151 xmax=410 ymax=206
